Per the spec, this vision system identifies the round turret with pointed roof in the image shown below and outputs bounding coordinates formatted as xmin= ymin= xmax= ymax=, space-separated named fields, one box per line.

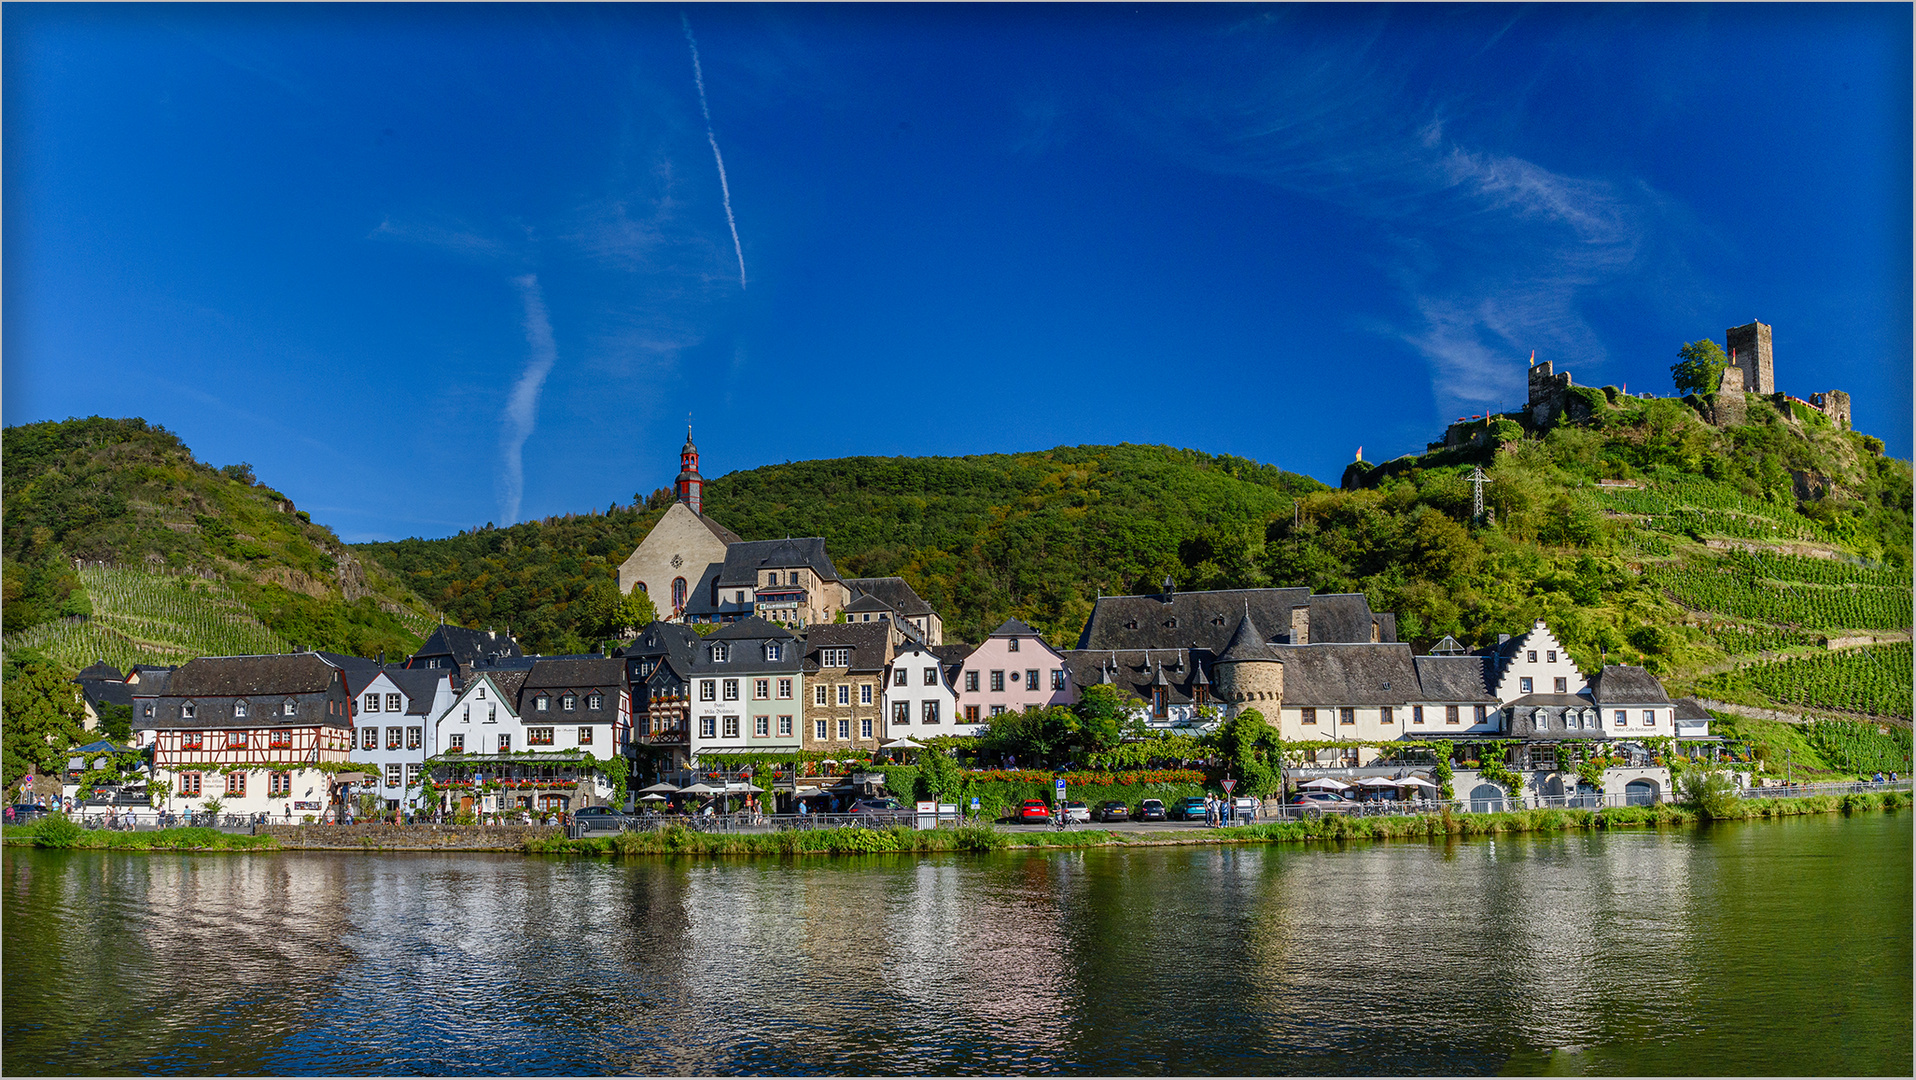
xmin=1212 ymin=607 xmax=1284 ymax=713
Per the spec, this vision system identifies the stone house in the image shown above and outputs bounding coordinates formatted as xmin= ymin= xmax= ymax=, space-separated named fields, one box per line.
xmin=801 ymin=622 xmax=892 ymax=752
xmin=707 ymin=537 xmax=851 ymax=628
xmin=845 ymin=576 xmax=943 ymax=645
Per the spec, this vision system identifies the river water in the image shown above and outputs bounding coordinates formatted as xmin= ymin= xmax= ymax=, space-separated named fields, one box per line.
xmin=4 ymin=814 xmax=1909 ymax=1076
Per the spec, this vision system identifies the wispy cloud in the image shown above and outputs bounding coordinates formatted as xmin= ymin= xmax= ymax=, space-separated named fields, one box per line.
xmin=499 ymin=274 xmax=558 ymax=525
xmin=682 ymin=13 xmax=748 ymax=290
xmin=1128 ymin=15 xmax=1680 ymax=420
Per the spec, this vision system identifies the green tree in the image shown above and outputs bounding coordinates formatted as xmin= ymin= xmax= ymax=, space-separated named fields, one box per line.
xmin=2 ymin=648 xmax=86 ymax=790
xmin=94 ymin=701 xmax=134 ymax=744
xmin=618 ymin=588 xmax=658 ymax=633
xmin=1672 ymin=339 xmax=1729 ymax=395
xmin=1073 ymin=684 xmax=1140 ymax=755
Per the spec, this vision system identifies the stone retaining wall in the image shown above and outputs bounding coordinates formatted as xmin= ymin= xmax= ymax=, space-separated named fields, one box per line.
xmin=259 ymin=824 xmax=563 ymax=850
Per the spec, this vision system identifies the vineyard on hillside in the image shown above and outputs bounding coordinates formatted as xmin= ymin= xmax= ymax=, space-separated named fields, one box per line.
xmin=1647 ymin=562 xmax=1910 ymax=630
xmin=2 ymin=566 xmax=290 ymax=671
xmin=1698 ymin=643 xmax=1913 ymax=720
xmin=1804 ymin=719 xmax=1914 ymax=775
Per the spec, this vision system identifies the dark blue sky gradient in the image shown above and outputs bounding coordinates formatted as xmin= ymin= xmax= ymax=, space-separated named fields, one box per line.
xmin=5 ymin=4 xmax=1909 ymax=541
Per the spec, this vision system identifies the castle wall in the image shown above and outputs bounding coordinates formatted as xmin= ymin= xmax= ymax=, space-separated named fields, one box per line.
xmin=1214 ymin=659 xmax=1283 ymax=718
xmin=1809 ymin=390 xmax=1851 ymax=430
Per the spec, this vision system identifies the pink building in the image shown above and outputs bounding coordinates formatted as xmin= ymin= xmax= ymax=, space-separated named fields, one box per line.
xmin=953 ymin=618 xmax=1075 ymax=725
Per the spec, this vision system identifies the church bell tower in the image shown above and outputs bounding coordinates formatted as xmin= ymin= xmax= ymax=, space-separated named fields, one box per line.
xmin=675 ymin=428 xmax=704 ymax=516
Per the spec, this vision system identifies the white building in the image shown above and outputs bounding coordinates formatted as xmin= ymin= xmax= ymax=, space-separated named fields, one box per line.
xmin=884 ymin=639 xmax=965 ymax=738
xmin=348 ymin=667 xmax=458 ymax=812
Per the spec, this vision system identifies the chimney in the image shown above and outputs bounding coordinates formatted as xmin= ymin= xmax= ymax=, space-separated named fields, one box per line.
xmin=1291 ymin=606 xmax=1309 ymax=646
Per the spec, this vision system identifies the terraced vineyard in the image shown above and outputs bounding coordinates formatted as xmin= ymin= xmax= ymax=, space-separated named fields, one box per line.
xmin=1594 ymin=476 xmax=1838 ymax=544
xmin=3 ymin=566 xmax=289 ymax=670
xmin=1647 ymin=561 xmax=1910 ymax=630
xmin=1698 ymin=643 xmax=1913 ymax=720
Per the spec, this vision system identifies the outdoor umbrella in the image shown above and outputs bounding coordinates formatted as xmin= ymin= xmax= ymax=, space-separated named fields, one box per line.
xmin=881 ymin=737 xmax=924 ymax=750
xmin=638 ymin=793 xmax=668 ymax=803
xmin=1395 ymin=776 xmax=1441 ymax=789
xmin=678 ymin=783 xmax=718 ymax=795
xmin=637 ymin=782 xmax=680 ymax=794
xmin=1354 ymin=776 xmax=1401 ymax=787
xmin=1299 ymin=778 xmax=1352 ymax=791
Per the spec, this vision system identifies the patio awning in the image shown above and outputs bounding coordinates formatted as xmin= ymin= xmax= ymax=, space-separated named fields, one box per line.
xmin=1299 ymin=777 xmax=1352 ymax=791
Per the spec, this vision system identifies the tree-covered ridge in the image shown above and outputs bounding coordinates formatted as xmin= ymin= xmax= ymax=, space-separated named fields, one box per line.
xmin=1 ymin=416 xmax=433 ymax=660
xmin=355 ymin=444 xmax=1327 ymax=653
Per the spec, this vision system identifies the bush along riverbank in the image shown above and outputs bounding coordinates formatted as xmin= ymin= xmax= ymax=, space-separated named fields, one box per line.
xmin=2 ymin=816 xmax=278 ymax=851
xmin=521 ymin=791 xmax=1908 ymax=858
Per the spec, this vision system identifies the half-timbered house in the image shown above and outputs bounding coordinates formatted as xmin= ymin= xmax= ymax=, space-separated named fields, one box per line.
xmin=134 ymin=653 xmax=356 ymax=817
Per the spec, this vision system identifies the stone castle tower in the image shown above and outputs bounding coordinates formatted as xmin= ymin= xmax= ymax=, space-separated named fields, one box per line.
xmin=1211 ymin=609 xmax=1285 ymax=718
xmin=1725 ymin=320 xmax=1775 ymax=395
xmin=674 ymin=428 xmax=704 ymax=516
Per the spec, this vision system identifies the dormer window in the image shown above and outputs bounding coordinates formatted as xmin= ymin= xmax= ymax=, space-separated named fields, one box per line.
xmin=587 ymin=693 xmax=602 ymax=710
xmin=234 ymin=700 xmax=248 ymax=718
xmin=711 ymin=644 xmax=730 ymax=663
xmin=182 ymin=702 xmax=196 ymax=720
xmin=1164 ymin=618 xmax=1177 ymax=629
xmin=283 ymin=699 xmax=297 ymax=717
xmin=766 ymin=644 xmax=782 ymax=661
xmin=561 ymin=694 xmax=577 ymax=711
xmin=1124 ymin=620 xmax=1139 ymax=630
xmin=536 ymin=696 xmax=550 ymax=712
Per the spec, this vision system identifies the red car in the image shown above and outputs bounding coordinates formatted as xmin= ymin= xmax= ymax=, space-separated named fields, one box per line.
xmin=1016 ymin=799 xmax=1052 ymax=824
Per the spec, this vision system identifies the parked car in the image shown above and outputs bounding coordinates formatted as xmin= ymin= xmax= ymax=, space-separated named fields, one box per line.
xmin=1062 ymin=800 xmax=1091 ymax=824
xmin=1170 ymin=796 xmax=1211 ymax=821
xmin=1094 ymin=800 xmax=1130 ymax=822
xmin=572 ymin=806 xmax=638 ymax=831
xmin=1288 ymin=791 xmax=1357 ymax=816
xmin=1015 ymin=799 xmax=1052 ymax=824
xmin=5 ymin=804 xmax=49 ymax=824
xmin=1133 ymin=798 xmax=1167 ymax=822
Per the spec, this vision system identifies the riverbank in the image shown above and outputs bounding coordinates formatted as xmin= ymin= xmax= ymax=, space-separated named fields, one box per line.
xmin=6 ymin=791 xmax=1904 ymax=854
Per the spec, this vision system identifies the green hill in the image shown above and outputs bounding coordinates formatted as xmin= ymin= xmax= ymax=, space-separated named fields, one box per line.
xmin=2 ymin=416 xmax=436 ymax=669
xmin=356 ymin=445 xmax=1327 ymax=651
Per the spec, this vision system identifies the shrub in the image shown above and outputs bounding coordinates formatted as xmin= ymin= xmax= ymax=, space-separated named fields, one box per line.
xmin=1678 ymin=768 xmax=1743 ymax=820
xmin=30 ymin=814 xmax=83 ymax=848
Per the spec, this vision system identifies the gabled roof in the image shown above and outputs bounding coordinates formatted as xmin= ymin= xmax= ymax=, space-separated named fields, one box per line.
xmin=75 ymin=661 xmax=124 ymax=682
xmin=1063 ymin=649 xmax=1209 ymax=707
xmin=78 ymin=680 xmax=135 ymax=711
xmin=1269 ymin=643 xmax=1419 ymax=706
xmin=457 ymin=669 xmax=529 ymax=709
xmin=845 ymin=577 xmax=934 ymax=617
xmin=715 ymin=537 xmax=840 ymax=587
xmin=802 ymin=623 xmax=891 ymax=672
xmin=843 ymin=592 xmax=894 ymax=614
xmin=367 ymin=667 xmax=453 ymax=715
xmin=314 ymin=650 xmax=383 ymax=674
xmin=989 ymin=618 xmax=1040 ymax=638
xmin=409 ymin=624 xmax=524 ymax=667
xmin=162 ymin=653 xmax=343 ymax=698
xmin=695 ymin=512 xmax=742 ymax=547
xmin=521 ymin=656 xmax=627 ymax=691
xmin=1411 ymin=655 xmax=1498 ymax=703
xmin=1305 ymin=593 xmax=1388 ymax=645
xmin=1590 ymin=665 xmax=1671 ymax=706
xmin=929 ymin=643 xmax=975 ymax=668
xmin=1217 ymin=611 xmax=1279 ymax=663
xmin=707 ymin=616 xmax=799 ymax=642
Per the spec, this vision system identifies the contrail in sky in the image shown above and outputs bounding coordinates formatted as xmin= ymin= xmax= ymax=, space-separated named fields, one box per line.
xmin=683 ymin=13 xmax=747 ymax=289
xmin=500 ymin=274 xmax=557 ymax=525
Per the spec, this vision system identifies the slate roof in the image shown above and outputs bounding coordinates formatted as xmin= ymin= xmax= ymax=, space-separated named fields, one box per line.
xmin=1410 ymin=656 xmax=1499 ymax=703
xmin=1672 ymin=697 xmax=1713 ymax=722
xmin=697 ymin=514 xmax=743 ymax=547
xmin=468 ymin=669 xmax=530 ymax=703
xmin=75 ymin=661 xmax=125 ymax=682
xmin=1075 ymin=587 xmax=1312 ymax=652
xmin=521 ymin=656 xmax=627 ymax=691
xmin=845 ymin=577 xmax=934 ymax=617
xmin=315 ymin=651 xmax=383 ymax=674
xmin=688 ymin=617 xmax=802 ymax=676
xmin=716 ymin=538 xmax=841 ymax=587
xmin=802 ymin=622 xmax=892 ymax=672
xmin=843 ymin=593 xmax=894 ymax=615
xmin=707 ymin=616 xmax=800 ymax=643
xmin=989 ymin=618 xmax=1041 ymax=638
xmin=1505 ymin=693 xmax=1596 ymax=709
xmin=1063 ymin=649 xmax=1210 ymax=707
xmin=374 ymin=667 xmax=452 ymax=716
xmin=1306 ymin=593 xmax=1390 ymax=645
xmin=408 ymin=624 xmax=525 ymax=668
xmin=1268 ymin=643 xmax=1420 ymax=706
xmin=929 ymin=644 xmax=975 ymax=668
xmin=78 ymin=680 xmax=135 ymax=711
xmin=1590 ymin=665 xmax=1671 ymax=705
xmin=163 ymin=653 xmax=343 ymax=697
xmin=1217 ymin=611 xmax=1280 ymax=663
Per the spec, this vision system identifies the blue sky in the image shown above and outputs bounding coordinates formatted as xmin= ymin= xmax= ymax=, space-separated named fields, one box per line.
xmin=6 ymin=3 xmax=1909 ymax=542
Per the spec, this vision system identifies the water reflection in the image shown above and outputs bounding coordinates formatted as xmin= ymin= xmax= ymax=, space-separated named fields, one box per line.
xmin=4 ymin=814 xmax=1909 ymax=1076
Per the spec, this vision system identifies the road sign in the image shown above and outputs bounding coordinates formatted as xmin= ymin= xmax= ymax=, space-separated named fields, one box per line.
xmin=1221 ymin=779 xmax=1237 ymax=794
xmin=1055 ymin=778 xmax=1067 ymax=800
xmin=970 ymin=796 xmax=980 ymax=810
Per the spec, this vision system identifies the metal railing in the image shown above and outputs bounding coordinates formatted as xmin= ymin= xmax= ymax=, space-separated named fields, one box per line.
xmin=1740 ymin=778 xmax=1911 ymax=800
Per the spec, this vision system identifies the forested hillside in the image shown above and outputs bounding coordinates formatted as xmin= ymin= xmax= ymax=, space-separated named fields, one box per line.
xmin=356 ymin=446 xmax=1327 ymax=651
xmin=361 ymin=392 xmax=1912 ymax=723
xmin=2 ymin=417 xmax=435 ymax=669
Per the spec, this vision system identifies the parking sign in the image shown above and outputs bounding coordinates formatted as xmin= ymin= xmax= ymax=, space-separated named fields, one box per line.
xmin=1055 ymin=778 xmax=1066 ymax=802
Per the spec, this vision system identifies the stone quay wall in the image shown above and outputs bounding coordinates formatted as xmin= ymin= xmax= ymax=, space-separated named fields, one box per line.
xmin=259 ymin=824 xmax=563 ymax=850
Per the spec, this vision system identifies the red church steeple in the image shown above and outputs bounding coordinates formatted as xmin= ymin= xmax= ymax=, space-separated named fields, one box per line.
xmin=675 ymin=427 xmax=704 ymax=516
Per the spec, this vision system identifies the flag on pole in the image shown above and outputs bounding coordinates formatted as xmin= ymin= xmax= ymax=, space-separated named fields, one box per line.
xmin=1528 ymin=349 xmax=1536 ymax=367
